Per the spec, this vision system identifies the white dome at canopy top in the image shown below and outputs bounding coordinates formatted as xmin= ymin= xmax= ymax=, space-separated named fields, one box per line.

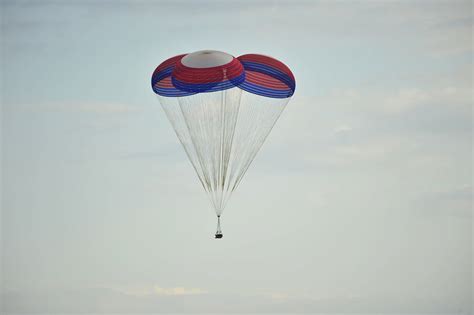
xmin=181 ymin=50 xmax=234 ymax=68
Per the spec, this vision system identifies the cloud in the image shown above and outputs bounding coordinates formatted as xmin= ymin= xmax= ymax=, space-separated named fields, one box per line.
xmin=320 ymin=85 xmax=471 ymax=115
xmin=154 ymin=286 xmax=208 ymax=296
xmin=281 ymin=82 xmax=470 ymax=140
xmin=261 ymin=77 xmax=472 ymax=179
xmin=379 ymin=86 xmax=471 ymax=114
xmin=268 ymin=292 xmax=290 ymax=300
xmin=3 ymin=285 xmax=470 ymax=314
xmin=426 ymin=14 xmax=473 ymax=56
xmin=5 ymin=101 xmax=141 ymax=114
xmin=333 ymin=124 xmax=353 ymax=133
xmin=417 ymin=184 xmax=473 ymax=218
xmin=110 ymin=284 xmax=208 ymax=297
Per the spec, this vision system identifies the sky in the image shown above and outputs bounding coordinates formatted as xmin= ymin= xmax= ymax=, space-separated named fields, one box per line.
xmin=1 ymin=0 xmax=472 ymax=313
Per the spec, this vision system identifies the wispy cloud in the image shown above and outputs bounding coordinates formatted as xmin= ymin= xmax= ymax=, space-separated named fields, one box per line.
xmin=333 ymin=124 xmax=353 ymax=134
xmin=110 ymin=284 xmax=208 ymax=297
xmin=5 ymin=101 xmax=141 ymax=114
xmin=417 ymin=184 xmax=472 ymax=218
xmin=154 ymin=286 xmax=208 ymax=296
xmin=319 ymin=85 xmax=471 ymax=115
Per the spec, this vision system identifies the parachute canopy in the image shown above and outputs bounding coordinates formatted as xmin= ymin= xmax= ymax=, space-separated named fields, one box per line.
xmin=152 ymin=50 xmax=295 ymax=98
xmin=151 ymin=50 xmax=296 ymax=238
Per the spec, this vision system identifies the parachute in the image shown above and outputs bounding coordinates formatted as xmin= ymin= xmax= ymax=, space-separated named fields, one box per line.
xmin=151 ymin=50 xmax=296 ymax=238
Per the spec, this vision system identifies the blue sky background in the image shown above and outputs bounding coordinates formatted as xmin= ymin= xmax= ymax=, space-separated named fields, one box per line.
xmin=1 ymin=0 xmax=472 ymax=313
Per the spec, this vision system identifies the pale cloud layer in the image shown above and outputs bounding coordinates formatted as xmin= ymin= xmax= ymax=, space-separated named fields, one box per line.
xmin=109 ymin=284 xmax=208 ymax=297
xmin=6 ymin=102 xmax=140 ymax=114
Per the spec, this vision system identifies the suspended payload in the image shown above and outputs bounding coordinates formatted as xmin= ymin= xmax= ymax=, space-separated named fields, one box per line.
xmin=151 ymin=50 xmax=296 ymax=239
